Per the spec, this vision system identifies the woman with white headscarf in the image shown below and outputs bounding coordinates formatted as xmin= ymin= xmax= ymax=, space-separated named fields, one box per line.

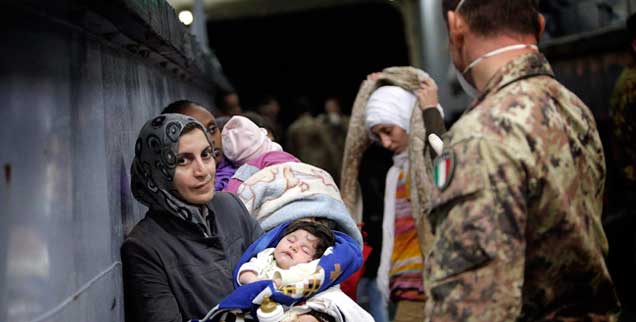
xmin=340 ymin=68 xmax=445 ymax=322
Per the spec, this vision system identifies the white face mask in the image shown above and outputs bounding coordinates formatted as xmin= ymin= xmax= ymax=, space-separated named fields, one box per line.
xmin=455 ymin=44 xmax=539 ymax=98
xmin=456 ymin=67 xmax=479 ymax=98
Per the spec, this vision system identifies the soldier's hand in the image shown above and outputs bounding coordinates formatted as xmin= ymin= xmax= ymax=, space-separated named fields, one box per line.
xmin=417 ymin=78 xmax=439 ymax=110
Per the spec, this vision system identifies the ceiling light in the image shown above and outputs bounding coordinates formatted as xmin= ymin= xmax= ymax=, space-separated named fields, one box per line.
xmin=178 ymin=10 xmax=193 ymax=26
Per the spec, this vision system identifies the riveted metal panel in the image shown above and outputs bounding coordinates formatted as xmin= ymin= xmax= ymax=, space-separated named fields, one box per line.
xmin=0 ymin=2 xmax=219 ymax=321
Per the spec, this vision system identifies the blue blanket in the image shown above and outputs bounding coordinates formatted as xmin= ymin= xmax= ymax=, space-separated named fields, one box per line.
xmin=194 ymin=221 xmax=362 ymax=322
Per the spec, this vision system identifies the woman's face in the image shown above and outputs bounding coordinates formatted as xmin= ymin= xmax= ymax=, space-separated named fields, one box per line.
xmin=180 ymin=104 xmax=223 ymax=165
xmin=370 ymin=124 xmax=408 ymax=154
xmin=174 ymin=129 xmax=216 ymax=204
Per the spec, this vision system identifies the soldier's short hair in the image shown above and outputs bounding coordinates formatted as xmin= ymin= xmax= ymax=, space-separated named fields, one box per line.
xmin=441 ymin=0 xmax=541 ymax=39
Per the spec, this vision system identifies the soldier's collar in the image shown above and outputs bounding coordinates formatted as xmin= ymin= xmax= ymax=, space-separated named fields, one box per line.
xmin=467 ymin=52 xmax=555 ymax=111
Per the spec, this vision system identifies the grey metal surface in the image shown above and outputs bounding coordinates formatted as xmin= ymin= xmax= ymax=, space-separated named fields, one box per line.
xmin=418 ymin=0 xmax=470 ymax=120
xmin=0 ymin=3 xmax=217 ymax=322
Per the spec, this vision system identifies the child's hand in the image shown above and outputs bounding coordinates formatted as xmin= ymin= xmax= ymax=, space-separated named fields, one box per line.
xmin=272 ymin=271 xmax=283 ymax=289
xmin=238 ymin=271 xmax=259 ymax=285
xmin=273 ymin=277 xmax=283 ymax=289
xmin=294 ymin=315 xmax=319 ymax=322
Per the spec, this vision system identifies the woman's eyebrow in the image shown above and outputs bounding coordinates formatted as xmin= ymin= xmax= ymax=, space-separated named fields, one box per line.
xmin=200 ymin=146 xmax=213 ymax=153
xmin=177 ymin=152 xmax=194 ymax=158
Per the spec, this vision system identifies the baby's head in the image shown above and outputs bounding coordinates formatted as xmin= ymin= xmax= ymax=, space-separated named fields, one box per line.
xmin=273 ymin=220 xmax=335 ymax=269
xmin=221 ymin=115 xmax=281 ymax=165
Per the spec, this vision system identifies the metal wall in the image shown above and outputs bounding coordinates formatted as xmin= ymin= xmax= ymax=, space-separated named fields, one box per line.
xmin=0 ymin=3 xmax=217 ymax=321
xmin=417 ymin=0 xmax=470 ymax=121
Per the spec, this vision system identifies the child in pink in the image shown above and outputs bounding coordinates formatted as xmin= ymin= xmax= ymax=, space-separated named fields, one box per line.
xmin=222 ymin=116 xmax=299 ymax=193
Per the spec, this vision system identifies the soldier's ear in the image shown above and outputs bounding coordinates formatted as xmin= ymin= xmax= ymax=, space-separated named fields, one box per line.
xmin=447 ymin=11 xmax=465 ymax=48
xmin=537 ymin=14 xmax=546 ymax=42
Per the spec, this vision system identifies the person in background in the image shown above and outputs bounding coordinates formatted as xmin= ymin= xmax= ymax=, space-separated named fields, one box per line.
xmin=607 ymin=12 xmax=636 ymax=318
xmin=419 ymin=0 xmax=621 ymax=320
xmin=287 ymin=97 xmax=339 ymax=181
xmin=362 ymin=85 xmax=439 ymax=322
xmin=257 ymin=94 xmax=284 ymax=142
xmin=215 ymin=91 xmax=242 ymax=117
xmin=340 ymin=68 xmax=445 ymax=322
xmin=316 ymin=97 xmax=350 ymax=183
xmin=355 ymin=145 xmax=392 ymax=322
xmin=610 ymin=13 xmax=636 ymax=201
xmin=121 ymin=113 xmax=262 ymax=322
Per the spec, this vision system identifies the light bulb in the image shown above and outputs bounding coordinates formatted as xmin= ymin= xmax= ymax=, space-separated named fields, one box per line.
xmin=178 ymin=10 xmax=193 ymax=26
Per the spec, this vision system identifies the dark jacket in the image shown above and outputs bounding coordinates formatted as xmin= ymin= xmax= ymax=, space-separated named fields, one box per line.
xmin=122 ymin=192 xmax=263 ymax=322
xmin=422 ymin=108 xmax=447 ymax=159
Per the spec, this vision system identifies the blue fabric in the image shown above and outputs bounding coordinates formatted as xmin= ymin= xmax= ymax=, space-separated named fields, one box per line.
xmin=232 ymin=164 xmax=261 ymax=182
xmin=197 ymin=221 xmax=363 ymax=322
xmin=357 ymin=277 xmax=389 ymax=322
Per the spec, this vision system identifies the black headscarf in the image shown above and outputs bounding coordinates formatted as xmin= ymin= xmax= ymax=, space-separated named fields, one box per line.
xmin=130 ymin=113 xmax=214 ymax=235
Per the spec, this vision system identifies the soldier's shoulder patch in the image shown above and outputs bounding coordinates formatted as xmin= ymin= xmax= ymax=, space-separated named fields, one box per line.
xmin=434 ymin=150 xmax=455 ymax=191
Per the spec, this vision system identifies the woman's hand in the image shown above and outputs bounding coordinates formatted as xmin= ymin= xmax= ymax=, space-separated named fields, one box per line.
xmin=416 ymin=78 xmax=439 ymax=110
xmin=366 ymin=72 xmax=383 ymax=81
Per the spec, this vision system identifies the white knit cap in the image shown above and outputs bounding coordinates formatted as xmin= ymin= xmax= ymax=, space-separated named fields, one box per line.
xmin=222 ymin=116 xmax=282 ymax=165
xmin=364 ymin=86 xmax=416 ymax=134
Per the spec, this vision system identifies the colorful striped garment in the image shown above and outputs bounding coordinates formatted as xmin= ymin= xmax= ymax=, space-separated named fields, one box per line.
xmin=389 ymin=170 xmax=426 ymax=301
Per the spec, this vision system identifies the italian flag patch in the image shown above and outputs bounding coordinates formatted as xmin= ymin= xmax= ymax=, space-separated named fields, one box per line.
xmin=434 ymin=150 xmax=455 ymax=190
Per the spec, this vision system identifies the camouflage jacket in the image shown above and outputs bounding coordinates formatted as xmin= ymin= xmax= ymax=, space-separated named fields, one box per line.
xmin=424 ymin=52 xmax=620 ymax=322
xmin=610 ymin=66 xmax=636 ymax=186
xmin=286 ymin=114 xmax=340 ymax=180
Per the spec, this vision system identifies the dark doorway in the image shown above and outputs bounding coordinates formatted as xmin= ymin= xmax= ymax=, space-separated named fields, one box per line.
xmin=207 ymin=2 xmax=410 ymax=127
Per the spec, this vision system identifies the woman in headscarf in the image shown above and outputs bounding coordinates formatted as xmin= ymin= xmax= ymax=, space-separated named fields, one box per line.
xmin=340 ymin=68 xmax=445 ymax=322
xmin=121 ymin=113 xmax=263 ymax=322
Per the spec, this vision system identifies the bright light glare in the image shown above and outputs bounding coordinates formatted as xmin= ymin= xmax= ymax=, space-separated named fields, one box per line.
xmin=178 ymin=10 xmax=193 ymax=25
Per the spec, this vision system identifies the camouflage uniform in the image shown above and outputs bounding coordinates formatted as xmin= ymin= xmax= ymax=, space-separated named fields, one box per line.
xmin=610 ymin=66 xmax=636 ymax=187
xmin=287 ymin=114 xmax=340 ymax=180
xmin=424 ymin=52 xmax=620 ymax=321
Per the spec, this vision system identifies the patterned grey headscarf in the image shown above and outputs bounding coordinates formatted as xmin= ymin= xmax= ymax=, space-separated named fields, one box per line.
xmin=131 ymin=113 xmax=214 ymax=235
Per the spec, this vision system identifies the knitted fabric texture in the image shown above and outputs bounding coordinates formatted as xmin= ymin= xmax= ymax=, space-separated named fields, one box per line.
xmin=236 ymin=162 xmax=363 ymax=246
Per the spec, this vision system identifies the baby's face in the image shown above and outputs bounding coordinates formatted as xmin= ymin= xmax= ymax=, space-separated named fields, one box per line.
xmin=274 ymin=229 xmax=318 ymax=269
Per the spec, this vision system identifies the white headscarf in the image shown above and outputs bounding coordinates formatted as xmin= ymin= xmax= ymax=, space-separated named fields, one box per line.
xmin=363 ymin=85 xmax=418 ymax=302
xmin=364 ymin=86 xmax=417 ymax=135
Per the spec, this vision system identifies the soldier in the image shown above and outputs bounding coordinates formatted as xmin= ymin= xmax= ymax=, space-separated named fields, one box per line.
xmin=419 ymin=0 xmax=621 ymax=321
